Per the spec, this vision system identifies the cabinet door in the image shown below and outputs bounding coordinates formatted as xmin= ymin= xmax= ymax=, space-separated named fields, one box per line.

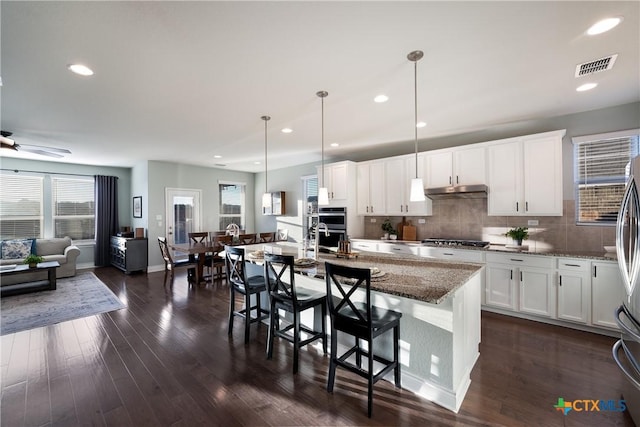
xmin=487 ymin=141 xmax=522 ymax=215
xmin=557 ymin=270 xmax=590 ymax=324
xmin=384 ymin=158 xmax=406 ymax=215
xmin=523 ymin=136 xmax=563 ymax=215
xmin=356 ymin=163 xmax=371 ymax=215
xmin=519 ymin=267 xmax=555 ymax=318
xmin=592 ymin=262 xmax=626 ymax=329
xmin=425 ymin=151 xmax=453 ymax=188
xmin=369 ymin=161 xmax=386 ymax=215
xmin=454 ymin=146 xmax=486 ymax=185
xmin=485 ymin=263 xmax=517 ymax=310
xmin=329 ymin=163 xmax=348 ymax=201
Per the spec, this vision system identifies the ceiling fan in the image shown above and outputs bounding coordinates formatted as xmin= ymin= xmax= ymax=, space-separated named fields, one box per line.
xmin=0 ymin=130 xmax=71 ymax=158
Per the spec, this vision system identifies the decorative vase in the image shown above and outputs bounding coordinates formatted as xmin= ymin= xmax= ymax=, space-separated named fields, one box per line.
xmin=516 ymin=239 xmax=523 ymax=246
xmin=390 ymin=234 xmax=398 ymax=240
xmin=28 ymin=262 xmax=37 ymax=268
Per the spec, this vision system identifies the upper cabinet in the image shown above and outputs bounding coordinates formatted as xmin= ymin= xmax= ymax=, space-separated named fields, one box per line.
xmin=487 ymin=130 xmax=565 ymax=216
xmin=385 ymin=155 xmax=432 ymax=216
xmin=356 ymin=160 xmax=386 ymax=215
xmin=316 ymin=161 xmax=357 ymax=206
xmin=424 ymin=145 xmax=486 ymax=188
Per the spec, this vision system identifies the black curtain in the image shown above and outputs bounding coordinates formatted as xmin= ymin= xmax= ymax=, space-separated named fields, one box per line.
xmin=94 ymin=175 xmax=119 ymax=266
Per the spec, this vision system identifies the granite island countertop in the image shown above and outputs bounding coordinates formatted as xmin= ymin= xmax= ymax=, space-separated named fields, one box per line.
xmin=243 ymin=243 xmax=483 ymax=305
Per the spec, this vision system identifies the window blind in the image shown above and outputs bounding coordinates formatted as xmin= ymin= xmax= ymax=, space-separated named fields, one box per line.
xmin=219 ymin=182 xmax=245 ymax=230
xmin=0 ymin=174 xmax=44 ymax=239
xmin=52 ymin=177 xmax=95 ymax=240
xmin=574 ymin=132 xmax=639 ymax=224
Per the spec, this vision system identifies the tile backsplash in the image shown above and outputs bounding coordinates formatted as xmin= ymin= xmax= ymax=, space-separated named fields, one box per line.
xmin=361 ymin=199 xmax=615 ymax=253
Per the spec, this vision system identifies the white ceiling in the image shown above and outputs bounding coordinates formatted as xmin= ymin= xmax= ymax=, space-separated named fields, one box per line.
xmin=1 ymin=1 xmax=639 ymax=173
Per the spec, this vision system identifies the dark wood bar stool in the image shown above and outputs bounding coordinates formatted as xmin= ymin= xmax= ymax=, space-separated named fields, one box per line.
xmin=225 ymin=245 xmax=270 ymax=343
xmin=324 ymin=262 xmax=402 ymax=418
xmin=264 ymin=254 xmax=326 ymax=374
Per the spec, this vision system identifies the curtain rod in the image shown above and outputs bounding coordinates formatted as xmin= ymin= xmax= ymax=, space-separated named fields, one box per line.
xmin=0 ymin=168 xmax=117 ymax=178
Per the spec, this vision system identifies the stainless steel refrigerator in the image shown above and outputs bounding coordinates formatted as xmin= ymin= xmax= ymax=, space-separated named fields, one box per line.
xmin=613 ymin=155 xmax=640 ymax=424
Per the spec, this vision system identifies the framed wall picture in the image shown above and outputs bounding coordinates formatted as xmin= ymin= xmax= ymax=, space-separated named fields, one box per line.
xmin=133 ymin=196 xmax=142 ymax=218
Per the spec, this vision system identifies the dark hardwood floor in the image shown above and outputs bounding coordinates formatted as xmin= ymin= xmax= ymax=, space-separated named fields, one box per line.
xmin=1 ymin=267 xmax=635 ymax=426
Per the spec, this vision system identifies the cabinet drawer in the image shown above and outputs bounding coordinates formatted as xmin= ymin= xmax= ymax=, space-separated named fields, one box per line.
xmin=486 ymin=252 xmax=554 ymax=269
xmin=351 ymin=241 xmax=378 ymax=252
xmin=421 ymin=247 xmax=484 ymax=263
xmin=378 ymin=243 xmax=421 ymax=256
xmin=557 ymin=258 xmax=590 ymax=271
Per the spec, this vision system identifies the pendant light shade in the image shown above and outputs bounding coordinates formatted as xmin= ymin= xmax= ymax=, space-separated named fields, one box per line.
xmin=317 ymin=90 xmax=330 ymax=206
xmin=261 ymin=115 xmax=271 ymax=210
xmin=408 ymin=50 xmax=426 ymax=202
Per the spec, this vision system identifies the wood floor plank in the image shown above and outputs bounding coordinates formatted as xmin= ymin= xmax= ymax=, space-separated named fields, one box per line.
xmin=1 ymin=267 xmax=635 ymax=426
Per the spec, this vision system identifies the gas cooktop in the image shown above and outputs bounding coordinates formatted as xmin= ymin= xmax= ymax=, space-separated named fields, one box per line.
xmin=422 ymin=238 xmax=490 ymax=248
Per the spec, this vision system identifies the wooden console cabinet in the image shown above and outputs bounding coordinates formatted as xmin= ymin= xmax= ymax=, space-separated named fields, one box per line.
xmin=110 ymin=236 xmax=148 ymax=274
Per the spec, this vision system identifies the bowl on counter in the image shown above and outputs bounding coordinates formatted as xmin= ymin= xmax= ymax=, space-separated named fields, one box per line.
xmin=604 ymin=246 xmax=616 ymax=253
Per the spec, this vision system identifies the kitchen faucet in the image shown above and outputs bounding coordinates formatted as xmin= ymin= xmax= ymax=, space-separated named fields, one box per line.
xmin=314 ymin=222 xmax=329 ymax=260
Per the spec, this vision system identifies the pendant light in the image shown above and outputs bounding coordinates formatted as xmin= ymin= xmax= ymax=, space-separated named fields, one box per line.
xmin=408 ymin=50 xmax=426 ymax=202
xmin=317 ymin=90 xmax=330 ymax=206
xmin=261 ymin=115 xmax=271 ymax=211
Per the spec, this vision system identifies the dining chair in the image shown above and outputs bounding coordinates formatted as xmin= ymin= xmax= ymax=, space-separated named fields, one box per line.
xmin=276 ymin=229 xmax=289 ymax=241
xmin=259 ymin=232 xmax=276 ymax=243
xmin=225 ymin=245 xmax=270 ymax=344
xmin=238 ymin=233 xmax=257 ymax=245
xmin=211 ymin=234 xmax=234 ymax=281
xmin=324 ymin=262 xmax=402 ymax=418
xmin=157 ymin=237 xmax=198 ymax=284
xmin=264 ymin=254 xmax=326 ymax=374
xmin=188 ymin=231 xmax=213 ymax=278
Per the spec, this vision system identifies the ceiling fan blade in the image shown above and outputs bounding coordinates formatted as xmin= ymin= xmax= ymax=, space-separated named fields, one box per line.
xmin=17 ymin=146 xmax=64 ymax=158
xmin=19 ymin=143 xmax=71 ymax=154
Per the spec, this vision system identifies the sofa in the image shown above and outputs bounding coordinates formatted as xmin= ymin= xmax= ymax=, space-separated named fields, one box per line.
xmin=1 ymin=237 xmax=81 ymax=285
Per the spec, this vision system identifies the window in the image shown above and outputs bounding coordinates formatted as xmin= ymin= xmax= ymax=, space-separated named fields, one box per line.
xmin=573 ymin=129 xmax=640 ymax=225
xmin=0 ymin=174 xmax=44 ymax=239
xmin=52 ymin=177 xmax=95 ymax=240
xmin=302 ymin=175 xmax=318 ymax=239
xmin=219 ymin=182 xmax=246 ymax=230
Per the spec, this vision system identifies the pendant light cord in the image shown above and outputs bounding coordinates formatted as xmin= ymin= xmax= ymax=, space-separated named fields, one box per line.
xmin=414 ymin=58 xmax=418 ymax=179
xmin=261 ymin=115 xmax=270 ymax=194
xmin=317 ymin=91 xmax=328 ymax=187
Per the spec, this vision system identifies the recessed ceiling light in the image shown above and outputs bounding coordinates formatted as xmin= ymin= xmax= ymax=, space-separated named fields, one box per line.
xmin=281 ymin=128 xmax=293 ymax=134
xmin=330 ymin=143 xmax=339 ymax=147
xmin=68 ymin=64 xmax=94 ymax=76
xmin=374 ymin=95 xmax=389 ymax=103
xmin=213 ymin=155 xmax=222 ymax=159
xmin=577 ymin=82 xmax=598 ymax=92
xmin=416 ymin=121 xmax=427 ymax=128
xmin=587 ymin=17 xmax=622 ymax=35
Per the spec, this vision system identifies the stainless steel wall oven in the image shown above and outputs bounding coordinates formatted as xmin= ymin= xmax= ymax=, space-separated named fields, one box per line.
xmin=318 ymin=207 xmax=347 ymax=248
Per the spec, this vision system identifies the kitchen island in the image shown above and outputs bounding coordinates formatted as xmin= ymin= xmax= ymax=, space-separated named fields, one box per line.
xmin=243 ymin=242 xmax=484 ymax=412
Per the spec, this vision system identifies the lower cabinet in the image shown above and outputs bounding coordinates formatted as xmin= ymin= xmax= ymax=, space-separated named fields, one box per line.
xmin=557 ymin=258 xmax=591 ymax=324
xmin=591 ymin=261 xmax=626 ymax=329
xmin=519 ymin=266 xmax=555 ymax=318
xmin=485 ymin=262 xmax=517 ymax=310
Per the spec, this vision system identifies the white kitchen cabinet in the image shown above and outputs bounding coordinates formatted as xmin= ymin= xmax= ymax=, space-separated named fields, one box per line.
xmin=350 ymin=240 xmax=378 ymax=253
xmin=384 ymin=155 xmax=432 ymax=216
xmin=420 ymin=246 xmax=485 ymax=263
xmin=424 ymin=146 xmax=486 ymax=188
xmin=487 ymin=130 xmax=565 ymax=216
xmin=317 ymin=161 xmax=356 ymax=205
xmin=591 ymin=261 xmax=626 ymax=330
xmin=356 ymin=161 xmax=386 ymax=215
xmin=556 ymin=258 xmax=591 ymax=325
xmin=378 ymin=242 xmax=421 ymax=256
xmin=485 ymin=252 xmax=555 ymax=316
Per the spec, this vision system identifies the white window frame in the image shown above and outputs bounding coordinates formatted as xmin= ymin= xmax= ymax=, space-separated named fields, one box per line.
xmin=573 ymin=129 xmax=640 ymax=225
xmin=52 ymin=175 xmax=96 ymax=242
xmin=218 ymin=180 xmax=246 ymax=231
xmin=0 ymin=172 xmax=44 ymax=239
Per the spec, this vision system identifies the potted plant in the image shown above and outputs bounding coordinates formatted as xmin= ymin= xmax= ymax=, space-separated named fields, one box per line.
xmin=505 ymin=227 xmax=529 ymax=246
xmin=23 ymin=254 xmax=44 ymax=268
xmin=381 ymin=218 xmax=396 ymax=240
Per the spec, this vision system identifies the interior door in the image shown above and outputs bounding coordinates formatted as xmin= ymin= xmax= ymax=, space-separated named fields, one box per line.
xmin=165 ymin=188 xmax=202 ymax=245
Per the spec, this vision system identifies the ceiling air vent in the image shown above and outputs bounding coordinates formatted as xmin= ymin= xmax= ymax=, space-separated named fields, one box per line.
xmin=575 ymin=54 xmax=618 ymax=77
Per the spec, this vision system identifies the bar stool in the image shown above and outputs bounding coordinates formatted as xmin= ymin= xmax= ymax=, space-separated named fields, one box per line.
xmin=324 ymin=262 xmax=402 ymax=417
xmin=264 ymin=253 xmax=326 ymax=374
xmin=225 ymin=245 xmax=270 ymax=343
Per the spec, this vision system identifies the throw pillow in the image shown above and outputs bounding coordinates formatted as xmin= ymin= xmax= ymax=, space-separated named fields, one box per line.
xmin=1 ymin=239 xmax=34 ymax=260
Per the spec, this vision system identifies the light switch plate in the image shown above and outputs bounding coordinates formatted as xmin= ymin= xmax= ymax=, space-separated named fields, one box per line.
xmin=418 ymin=219 xmax=426 ymax=224
xmin=370 ymin=218 xmax=377 ymax=223
xmin=156 ymin=214 xmax=162 ymax=220
xmin=528 ymin=219 xmax=539 ymax=226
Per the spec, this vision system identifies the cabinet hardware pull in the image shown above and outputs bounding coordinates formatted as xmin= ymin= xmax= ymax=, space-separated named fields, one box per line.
xmin=510 ymin=258 xmax=524 ymax=262
xmin=400 ymin=205 xmax=403 ymax=212
xmin=366 ymin=206 xmax=369 ymax=213
xmin=456 ymin=175 xmax=459 ymax=184
xmin=520 ymin=271 xmax=523 ymax=282
xmin=564 ymin=263 xmax=581 ymax=267
xmin=594 ymin=265 xmax=597 ymax=277
xmin=371 ymin=206 xmax=374 ymax=213
xmin=443 ymin=253 xmax=454 ymax=256
xmin=525 ymin=201 xmax=529 ymax=211
xmin=516 ymin=202 xmax=519 ymax=212
xmin=405 ymin=204 xmax=408 ymax=211
xmin=510 ymin=270 xmax=513 ymax=280
xmin=449 ymin=176 xmax=452 ymax=185
xmin=559 ymin=275 xmax=562 ymax=286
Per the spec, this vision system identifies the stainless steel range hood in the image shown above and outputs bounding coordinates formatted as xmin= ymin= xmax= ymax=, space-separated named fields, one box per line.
xmin=425 ymin=184 xmax=488 ymax=199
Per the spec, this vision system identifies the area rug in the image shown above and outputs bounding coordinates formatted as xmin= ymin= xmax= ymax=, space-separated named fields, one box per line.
xmin=1 ymin=271 xmax=126 ymax=335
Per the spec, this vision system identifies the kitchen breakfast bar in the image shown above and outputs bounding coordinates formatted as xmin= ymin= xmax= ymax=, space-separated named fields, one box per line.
xmin=242 ymin=242 xmax=484 ymax=412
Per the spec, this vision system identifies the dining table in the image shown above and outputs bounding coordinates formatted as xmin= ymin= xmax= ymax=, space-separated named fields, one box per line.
xmin=167 ymin=239 xmax=225 ymax=283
